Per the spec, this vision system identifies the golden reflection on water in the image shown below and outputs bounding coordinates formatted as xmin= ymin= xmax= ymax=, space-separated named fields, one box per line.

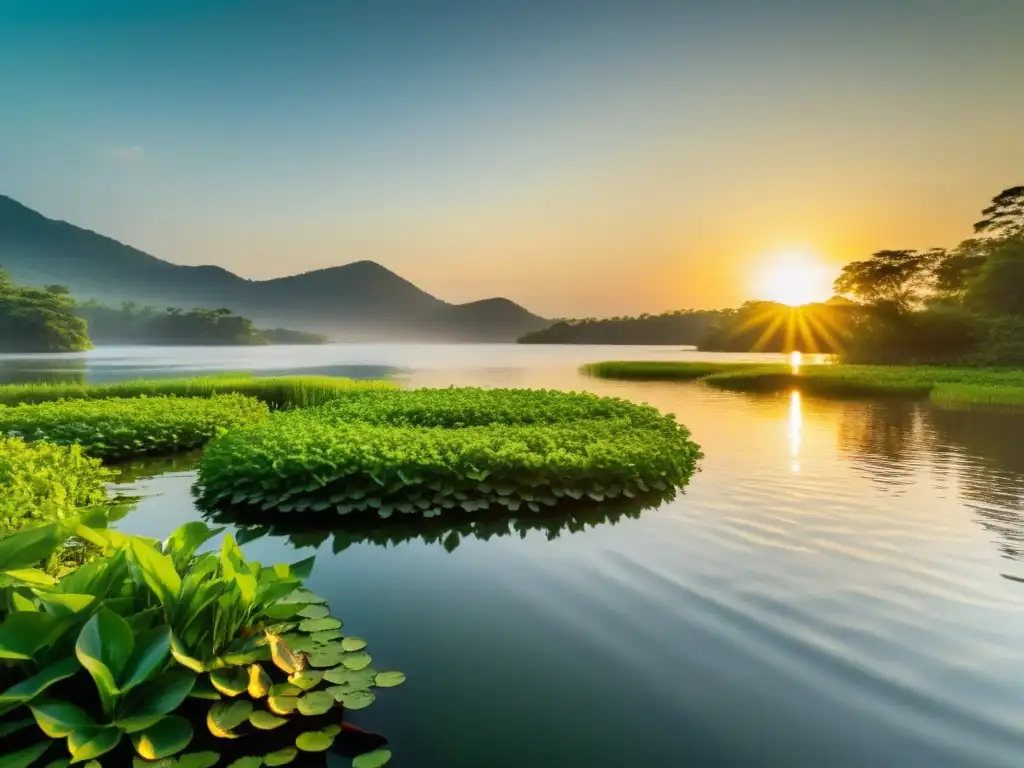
xmin=788 ymin=390 xmax=802 ymax=473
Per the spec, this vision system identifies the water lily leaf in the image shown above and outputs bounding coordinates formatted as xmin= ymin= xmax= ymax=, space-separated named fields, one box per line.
xmin=0 ymin=741 xmax=52 ymax=768
xmin=287 ymin=669 xmax=323 ymax=690
xmin=374 ymin=671 xmax=406 ymax=688
xmin=279 ymin=588 xmax=326 ymax=604
xmin=310 ymin=629 xmax=343 ymax=644
xmin=210 ymin=667 xmax=247 ymax=697
xmin=249 ymin=710 xmax=288 ymax=730
xmin=352 ymin=750 xmax=393 ymax=768
xmin=296 ymin=691 xmax=334 ymax=716
xmin=341 ymin=637 xmax=367 ymax=652
xmin=174 ymin=753 xmax=221 ymax=768
xmin=296 ymin=604 xmax=329 ymax=620
xmin=341 ymin=651 xmax=372 ymax=670
xmin=67 ymin=725 xmax=123 ymax=761
xmin=267 ymin=696 xmax=299 ymax=715
xmin=207 ymin=700 xmax=253 ymax=738
xmin=338 ymin=690 xmax=375 ymax=710
xmin=268 ymin=682 xmax=301 ymax=697
xmin=248 ymin=663 xmax=272 ymax=698
xmin=307 ymin=648 xmax=345 ymax=668
xmin=131 ymin=716 xmax=193 ymax=760
xmin=30 ymin=700 xmax=94 ymax=738
xmin=268 ymin=633 xmax=304 ymax=675
xmin=297 ymin=617 xmax=340 ymax=633
xmin=263 ymin=746 xmax=298 ymax=766
xmin=295 ymin=729 xmax=336 ymax=752
xmin=226 ymin=758 xmax=263 ymax=768
xmin=0 ymin=657 xmax=80 ymax=705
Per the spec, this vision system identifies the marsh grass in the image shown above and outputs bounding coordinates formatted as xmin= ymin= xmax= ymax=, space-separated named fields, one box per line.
xmin=585 ymin=361 xmax=1024 ymax=406
xmin=0 ymin=374 xmax=396 ymax=409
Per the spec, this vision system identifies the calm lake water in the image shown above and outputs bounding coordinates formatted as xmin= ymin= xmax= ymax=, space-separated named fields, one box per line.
xmin=4 ymin=344 xmax=1024 ymax=767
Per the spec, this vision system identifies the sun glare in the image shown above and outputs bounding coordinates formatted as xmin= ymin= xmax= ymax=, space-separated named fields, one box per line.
xmin=758 ymin=253 xmax=834 ymax=306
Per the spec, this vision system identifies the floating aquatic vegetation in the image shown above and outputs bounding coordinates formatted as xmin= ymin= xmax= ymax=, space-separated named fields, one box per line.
xmin=196 ymin=388 xmax=702 ymax=520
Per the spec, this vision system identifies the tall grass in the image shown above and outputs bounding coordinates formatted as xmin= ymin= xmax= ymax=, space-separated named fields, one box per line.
xmin=584 ymin=360 xmax=1024 ymax=406
xmin=0 ymin=375 xmax=396 ymax=409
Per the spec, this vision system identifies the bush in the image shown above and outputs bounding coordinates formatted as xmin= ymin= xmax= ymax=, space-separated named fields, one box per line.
xmin=0 ymin=515 xmax=402 ymax=765
xmin=0 ymin=394 xmax=270 ymax=459
xmin=196 ymin=388 xmax=703 ymax=519
xmin=0 ymin=375 xmax=396 ymax=409
xmin=0 ymin=437 xmax=113 ymax=532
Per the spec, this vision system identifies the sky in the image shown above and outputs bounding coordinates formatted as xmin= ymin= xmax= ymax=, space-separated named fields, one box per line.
xmin=1 ymin=0 xmax=1022 ymax=318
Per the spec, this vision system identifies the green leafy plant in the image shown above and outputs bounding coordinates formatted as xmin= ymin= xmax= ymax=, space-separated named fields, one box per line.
xmin=0 ymin=394 xmax=270 ymax=460
xmin=196 ymin=388 xmax=703 ymax=520
xmin=0 ymin=516 xmax=402 ymax=766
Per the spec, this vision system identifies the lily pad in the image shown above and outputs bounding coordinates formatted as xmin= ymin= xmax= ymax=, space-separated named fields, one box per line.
xmin=207 ymin=700 xmax=253 ymax=738
xmin=263 ymin=747 xmax=299 ymax=766
xmin=249 ymin=710 xmax=288 ymax=730
xmin=342 ymin=651 xmax=372 ymax=670
xmin=341 ymin=637 xmax=368 ymax=652
xmin=374 ymin=671 xmax=406 ymax=688
xmin=267 ymin=696 xmax=299 ymax=715
xmin=310 ymin=629 xmax=343 ymax=644
xmin=288 ymin=669 xmax=324 ymax=690
xmin=338 ymin=690 xmax=375 ymax=710
xmin=209 ymin=668 xmax=247 ymax=697
xmin=296 ymin=691 xmax=335 ymax=716
xmin=131 ymin=716 xmax=193 ymax=760
xmin=296 ymin=605 xmax=329 ymax=620
xmin=298 ymin=617 xmax=341 ymax=633
xmin=295 ymin=729 xmax=336 ymax=753
xmin=353 ymin=750 xmax=393 ymax=768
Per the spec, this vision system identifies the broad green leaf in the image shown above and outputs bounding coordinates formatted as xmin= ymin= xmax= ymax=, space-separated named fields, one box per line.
xmin=341 ymin=637 xmax=367 ymax=652
xmin=279 ymin=589 xmax=326 ymax=604
xmin=116 ymin=671 xmax=197 ymax=733
xmin=0 ymin=657 xmax=80 ymax=704
xmin=249 ymin=709 xmax=288 ymax=730
xmin=352 ymin=750 xmax=393 ymax=768
xmin=126 ymin=539 xmax=182 ymax=609
xmin=268 ymin=682 xmax=301 ymax=697
xmin=210 ymin=667 xmax=247 ymax=697
xmin=226 ymin=759 xmax=263 ymax=768
xmin=67 ymin=726 xmax=123 ymax=762
xmin=296 ymin=690 xmax=334 ymax=716
xmin=0 ymin=523 xmax=64 ymax=571
xmin=287 ymin=669 xmax=323 ymax=690
xmin=174 ymin=752 xmax=221 ymax=768
xmin=6 ymin=569 xmax=56 ymax=586
xmin=374 ymin=671 xmax=406 ymax=688
xmin=266 ymin=696 xmax=298 ymax=715
xmin=207 ymin=700 xmax=253 ymax=738
xmin=310 ymin=629 xmax=343 ymax=644
xmin=298 ymin=617 xmax=340 ymax=633
xmin=30 ymin=700 xmax=94 ymax=738
xmin=0 ymin=612 xmax=73 ymax=660
xmin=0 ymin=742 xmax=52 ymax=768
xmin=170 ymin=634 xmax=206 ymax=673
xmin=307 ymin=648 xmax=345 ymax=668
xmin=295 ymin=729 xmax=336 ymax=752
xmin=341 ymin=651 xmax=372 ymax=670
xmin=131 ymin=716 xmax=193 ymax=760
xmin=296 ymin=604 xmax=329 ymax=620
xmin=163 ymin=522 xmax=223 ymax=569
xmin=288 ymin=556 xmax=315 ymax=580
xmin=338 ymin=690 xmax=375 ymax=710
xmin=248 ymin=664 xmax=272 ymax=698
xmin=76 ymin=608 xmax=134 ymax=715
xmin=34 ymin=592 xmax=95 ymax=617
xmin=219 ymin=536 xmax=256 ymax=605
xmin=119 ymin=626 xmax=172 ymax=693
xmin=263 ymin=746 xmax=298 ymax=766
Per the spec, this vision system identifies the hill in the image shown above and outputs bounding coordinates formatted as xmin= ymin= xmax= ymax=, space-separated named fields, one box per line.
xmin=0 ymin=195 xmax=546 ymax=341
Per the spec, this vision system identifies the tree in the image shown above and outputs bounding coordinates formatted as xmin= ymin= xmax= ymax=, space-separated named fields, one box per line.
xmin=965 ymin=236 xmax=1024 ymax=316
xmin=0 ymin=270 xmax=91 ymax=353
xmin=974 ymin=186 xmax=1024 ymax=238
xmin=932 ymin=238 xmax=989 ymax=300
xmin=833 ymin=249 xmax=940 ymax=312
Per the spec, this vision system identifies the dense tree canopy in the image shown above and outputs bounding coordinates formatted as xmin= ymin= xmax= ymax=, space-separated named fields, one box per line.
xmin=974 ymin=186 xmax=1024 ymax=237
xmin=833 ymin=249 xmax=941 ymax=312
xmin=0 ymin=269 xmax=91 ymax=353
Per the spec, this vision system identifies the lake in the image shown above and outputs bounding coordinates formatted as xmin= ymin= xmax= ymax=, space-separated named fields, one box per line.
xmin=3 ymin=344 xmax=1024 ymax=767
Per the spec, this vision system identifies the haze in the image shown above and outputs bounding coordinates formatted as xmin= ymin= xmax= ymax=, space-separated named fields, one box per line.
xmin=2 ymin=0 xmax=1022 ymax=318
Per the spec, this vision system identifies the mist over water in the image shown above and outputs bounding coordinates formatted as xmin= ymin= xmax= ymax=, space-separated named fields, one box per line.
xmin=4 ymin=345 xmax=1024 ymax=767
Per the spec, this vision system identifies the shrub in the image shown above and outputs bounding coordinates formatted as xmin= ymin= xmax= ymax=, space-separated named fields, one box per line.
xmin=0 ymin=437 xmax=114 ymax=532
xmin=0 ymin=515 xmax=402 ymax=766
xmin=0 ymin=394 xmax=270 ymax=459
xmin=196 ymin=388 xmax=703 ymax=519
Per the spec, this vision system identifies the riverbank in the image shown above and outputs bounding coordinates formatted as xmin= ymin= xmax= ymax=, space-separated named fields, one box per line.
xmin=582 ymin=361 xmax=1024 ymax=406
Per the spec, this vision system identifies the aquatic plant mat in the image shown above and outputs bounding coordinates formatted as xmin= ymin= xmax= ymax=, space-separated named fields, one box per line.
xmin=583 ymin=362 xmax=1024 ymax=406
xmin=0 ymin=394 xmax=270 ymax=459
xmin=0 ymin=374 xmax=396 ymax=409
xmin=197 ymin=388 xmax=702 ymax=520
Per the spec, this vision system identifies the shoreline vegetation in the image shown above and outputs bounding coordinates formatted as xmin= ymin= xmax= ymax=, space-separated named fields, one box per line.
xmin=583 ymin=361 xmax=1024 ymax=406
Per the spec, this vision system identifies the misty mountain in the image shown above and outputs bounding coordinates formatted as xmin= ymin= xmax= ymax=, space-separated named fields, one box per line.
xmin=0 ymin=194 xmax=548 ymax=341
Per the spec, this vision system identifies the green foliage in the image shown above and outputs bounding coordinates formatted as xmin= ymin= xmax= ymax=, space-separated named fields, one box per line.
xmin=257 ymin=329 xmax=329 ymax=345
xmin=965 ymin=236 xmax=1024 ymax=317
xmin=0 ymin=438 xmax=113 ymax=534
xmin=586 ymin=360 xmax=1024 ymax=406
xmin=581 ymin=361 xmax=764 ymax=381
xmin=973 ymin=185 xmax=1024 ymax=237
xmin=77 ymin=304 xmax=269 ymax=346
xmin=196 ymin=388 xmax=703 ymax=519
xmin=0 ymin=271 xmax=91 ymax=353
xmin=833 ymin=249 xmax=940 ymax=312
xmin=0 ymin=395 xmax=269 ymax=460
xmin=0 ymin=375 xmax=396 ymax=410
xmin=518 ymin=309 xmax=722 ymax=345
xmin=699 ymin=300 xmax=854 ymax=353
xmin=0 ymin=516 xmax=402 ymax=765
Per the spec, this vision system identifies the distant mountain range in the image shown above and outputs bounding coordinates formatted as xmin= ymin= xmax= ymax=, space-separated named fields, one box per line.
xmin=0 ymin=195 xmax=548 ymax=342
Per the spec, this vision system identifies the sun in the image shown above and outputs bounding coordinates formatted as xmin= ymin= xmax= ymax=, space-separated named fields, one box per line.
xmin=758 ymin=252 xmax=834 ymax=306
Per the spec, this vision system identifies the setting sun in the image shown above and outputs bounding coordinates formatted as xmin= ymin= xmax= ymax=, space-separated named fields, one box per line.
xmin=758 ymin=253 xmax=835 ymax=306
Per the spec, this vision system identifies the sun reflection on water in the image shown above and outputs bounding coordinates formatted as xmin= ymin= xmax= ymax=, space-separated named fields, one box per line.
xmin=788 ymin=390 xmax=802 ymax=473
xmin=790 ymin=350 xmax=802 ymax=373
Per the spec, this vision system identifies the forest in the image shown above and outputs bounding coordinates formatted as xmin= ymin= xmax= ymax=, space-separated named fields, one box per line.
xmin=0 ymin=273 xmax=91 ymax=352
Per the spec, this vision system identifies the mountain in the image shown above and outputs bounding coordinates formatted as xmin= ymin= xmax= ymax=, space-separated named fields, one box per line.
xmin=0 ymin=195 xmax=548 ymax=341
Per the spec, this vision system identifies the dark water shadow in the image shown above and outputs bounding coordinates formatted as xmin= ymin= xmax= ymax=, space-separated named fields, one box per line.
xmin=0 ymin=358 xmax=87 ymax=385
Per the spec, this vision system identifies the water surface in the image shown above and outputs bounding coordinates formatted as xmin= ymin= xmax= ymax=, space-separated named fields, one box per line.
xmin=4 ymin=345 xmax=1024 ymax=767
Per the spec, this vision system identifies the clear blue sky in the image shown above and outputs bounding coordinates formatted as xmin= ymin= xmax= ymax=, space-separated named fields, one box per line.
xmin=2 ymin=0 xmax=1022 ymax=316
